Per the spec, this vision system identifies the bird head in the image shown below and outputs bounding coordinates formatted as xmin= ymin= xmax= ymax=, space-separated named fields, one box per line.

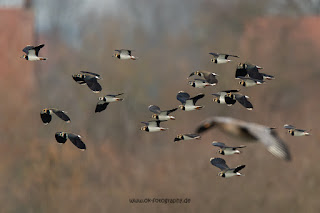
xmin=213 ymin=98 xmax=220 ymax=103
xmin=218 ymin=172 xmax=225 ymax=178
xmin=239 ymin=80 xmax=245 ymax=86
xmin=140 ymin=126 xmax=148 ymax=131
xmin=218 ymin=149 xmax=224 ymax=155
xmin=178 ymin=105 xmax=185 ymax=110
xmin=151 ymin=114 xmax=159 ymax=119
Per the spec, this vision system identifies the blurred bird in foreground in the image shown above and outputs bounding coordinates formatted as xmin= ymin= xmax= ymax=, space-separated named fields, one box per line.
xmin=196 ymin=116 xmax=291 ymax=161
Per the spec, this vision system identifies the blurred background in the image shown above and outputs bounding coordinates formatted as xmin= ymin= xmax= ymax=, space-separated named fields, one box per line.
xmin=1 ymin=0 xmax=320 ymax=212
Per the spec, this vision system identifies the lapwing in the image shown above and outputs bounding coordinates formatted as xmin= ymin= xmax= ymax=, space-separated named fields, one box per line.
xmin=55 ymin=132 xmax=86 ymax=151
xmin=188 ymin=79 xmax=216 ymax=88
xmin=140 ymin=120 xmax=168 ymax=132
xmin=72 ymin=71 xmax=102 ymax=93
xmin=40 ymin=108 xmax=70 ymax=125
xmin=196 ymin=116 xmax=291 ymax=161
xmin=21 ymin=44 xmax=47 ymax=61
xmin=113 ymin=49 xmax=137 ymax=60
xmin=235 ymin=63 xmax=263 ymax=80
xmin=238 ymin=77 xmax=265 ymax=87
xmin=209 ymin=52 xmax=239 ymax=64
xmin=174 ymin=133 xmax=201 ymax=142
xmin=212 ymin=142 xmax=246 ymax=155
xmin=284 ymin=124 xmax=311 ymax=136
xmin=176 ymin=91 xmax=205 ymax=111
xmin=210 ymin=158 xmax=245 ymax=178
xmin=226 ymin=92 xmax=253 ymax=110
xmin=188 ymin=70 xmax=218 ymax=84
xmin=212 ymin=90 xmax=238 ymax=106
xmin=148 ymin=105 xmax=177 ymax=121
xmin=95 ymin=93 xmax=124 ymax=113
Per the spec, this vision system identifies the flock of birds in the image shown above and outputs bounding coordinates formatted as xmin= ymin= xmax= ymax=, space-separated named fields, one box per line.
xmin=21 ymin=44 xmax=312 ymax=178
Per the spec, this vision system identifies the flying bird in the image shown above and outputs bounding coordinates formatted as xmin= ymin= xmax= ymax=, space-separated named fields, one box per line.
xmin=212 ymin=90 xmax=253 ymax=110
xmin=235 ymin=63 xmax=263 ymax=80
xmin=148 ymin=105 xmax=177 ymax=121
xmin=113 ymin=49 xmax=137 ymax=60
xmin=212 ymin=142 xmax=246 ymax=155
xmin=72 ymin=71 xmax=102 ymax=93
xmin=210 ymin=158 xmax=245 ymax=178
xmin=238 ymin=77 xmax=265 ymax=87
xmin=196 ymin=116 xmax=291 ymax=161
xmin=174 ymin=133 xmax=201 ymax=142
xmin=188 ymin=70 xmax=218 ymax=84
xmin=140 ymin=120 xmax=168 ymax=132
xmin=21 ymin=44 xmax=47 ymax=61
xmin=188 ymin=79 xmax=216 ymax=88
xmin=284 ymin=124 xmax=311 ymax=136
xmin=176 ymin=91 xmax=205 ymax=111
xmin=209 ymin=52 xmax=239 ymax=64
xmin=40 ymin=108 xmax=70 ymax=125
xmin=55 ymin=132 xmax=86 ymax=150
xmin=95 ymin=93 xmax=124 ymax=113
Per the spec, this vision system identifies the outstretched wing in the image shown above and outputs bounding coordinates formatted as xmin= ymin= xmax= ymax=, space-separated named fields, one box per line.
xmin=212 ymin=142 xmax=227 ymax=148
xmin=22 ymin=45 xmax=34 ymax=54
xmin=95 ymin=101 xmax=109 ymax=113
xmin=85 ymin=78 xmax=102 ymax=93
xmin=191 ymin=93 xmax=205 ymax=105
xmin=148 ymin=105 xmax=161 ymax=114
xmin=33 ymin=44 xmax=45 ymax=56
xmin=234 ymin=165 xmax=246 ymax=173
xmin=51 ymin=109 xmax=71 ymax=123
xmin=177 ymin=91 xmax=190 ymax=104
xmin=203 ymin=72 xmax=218 ymax=84
xmin=210 ymin=158 xmax=229 ymax=170
xmin=80 ymin=71 xmax=102 ymax=79
xmin=284 ymin=124 xmax=295 ymax=130
xmin=234 ymin=94 xmax=253 ymax=110
xmin=67 ymin=133 xmax=86 ymax=150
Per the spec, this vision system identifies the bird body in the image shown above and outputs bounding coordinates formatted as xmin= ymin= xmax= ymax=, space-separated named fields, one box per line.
xmin=55 ymin=132 xmax=86 ymax=150
xmin=177 ymin=91 xmax=205 ymax=111
xmin=40 ymin=108 xmax=70 ymax=125
xmin=113 ymin=49 xmax=137 ymax=60
xmin=188 ymin=79 xmax=215 ymax=88
xmin=95 ymin=93 xmax=124 ymax=113
xmin=238 ymin=77 xmax=264 ymax=87
xmin=73 ymin=71 xmax=102 ymax=93
xmin=148 ymin=105 xmax=177 ymax=121
xmin=210 ymin=158 xmax=245 ymax=178
xmin=174 ymin=133 xmax=201 ymax=142
xmin=140 ymin=120 xmax=167 ymax=132
xmin=209 ymin=52 xmax=239 ymax=64
xmin=188 ymin=70 xmax=218 ymax=85
xmin=212 ymin=142 xmax=246 ymax=155
xmin=284 ymin=124 xmax=311 ymax=136
xmin=21 ymin=44 xmax=47 ymax=61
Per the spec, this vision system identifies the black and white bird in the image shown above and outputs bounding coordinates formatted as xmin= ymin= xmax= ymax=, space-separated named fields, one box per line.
xmin=210 ymin=158 xmax=245 ymax=178
xmin=188 ymin=70 xmax=218 ymax=85
xmin=212 ymin=90 xmax=238 ymax=106
xmin=113 ymin=49 xmax=137 ymax=60
xmin=212 ymin=142 xmax=246 ymax=155
xmin=284 ymin=124 xmax=311 ymax=136
xmin=174 ymin=133 xmax=201 ymax=142
xmin=148 ymin=105 xmax=177 ymax=121
xmin=235 ymin=63 xmax=263 ymax=80
xmin=196 ymin=116 xmax=291 ymax=161
xmin=55 ymin=132 xmax=86 ymax=151
xmin=238 ymin=77 xmax=265 ymax=87
xmin=21 ymin=44 xmax=47 ymax=61
xmin=40 ymin=108 xmax=70 ymax=125
xmin=95 ymin=93 xmax=124 ymax=113
xmin=140 ymin=120 xmax=168 ymax=132
xmin=72 ymin=71 xmax=102 ymax=93
xmin=176 ymin=91 xmax=205 ymax=111
xmin=212 ymin=90 xmax=253 ymax=110
xmin=209 ymin=52 xmax=239 ymax=64
xmin=188 ymin=79 xmax=216 ymax=88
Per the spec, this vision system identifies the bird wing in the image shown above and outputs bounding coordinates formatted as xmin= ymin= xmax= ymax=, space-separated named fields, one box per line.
xmin=22 ymin=45 xmax=34 ymax=54
xmin=148 ymin=105 xmax=161 ymax=114
xmin=147 ymin=120 xmax=164 ymax=127
xmin=233 ymin=165 xmax=246 ymax=173
xmin=55 ymin=132 xmax=68 ymax=144
xmin=212 ymin=142 xmax=227 ymax=148
xmin=184 ymin=133 xmax=201 ymax=139
xmin=80 ymin=71 xmax=102 ymax=79
xmin=284 ymin=124 xmax=295 ymax=130
xmin=247 ymin=67 xmax=263 ymax=80
xmin=67 ymin=133 xmax=86 ymax=150
xmin=210 ymin=158 xmax=229 ymax=170
xmin=162 ymin=107 xmax=178 ymax=115
xmin=177 ymin=91 xmax=190 ymax=104
xmin=224 ymin=54 xmax=239 ymax=59
xmin=234 ymin=94 xmax=253 ymax=110
xmin=203 ymin=72 xmax=218 ymax=84
xmin=95 ymin=101 xmax=109 ymax=113
xmin=33 ymin=44 xmax=45 ymax=56
xmin=51 ymin=109 xmax=71 ymax=123
xmin=191 ymin=93 xmax=205 ymax=105
xmin=188 ymin=72 xmax=196 ymax=78
xmin=196 ymin=116 xmax=291 ymax=161
xmin=85 ymin=78 xmax=102 ymax=93
xmin=209 ymin=52 xmax=220 ymax=58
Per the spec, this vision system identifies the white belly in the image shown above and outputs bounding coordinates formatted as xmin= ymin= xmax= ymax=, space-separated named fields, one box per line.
xmin=216 ymin=58 xmax=230 ymax=64
xmin=219 ymin=96 xmax=226 ymax=104
xmin=148 ymin=126 xmax=165 ymax=132
xmin=28 ymin=55 xmax=40 ymax=61
xmin=120 ymin=55 xmax=131 ymax=59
